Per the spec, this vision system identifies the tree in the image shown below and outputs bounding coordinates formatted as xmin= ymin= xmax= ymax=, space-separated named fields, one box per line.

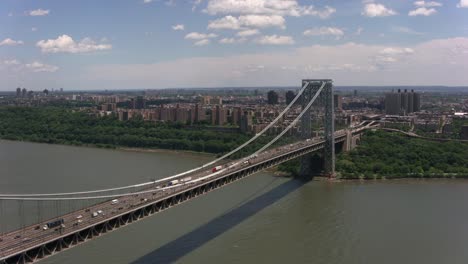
xmin=285 ymin=90 xmax=295 ymax=105
xmin=267 ymin=90 xmax=279 ymax=105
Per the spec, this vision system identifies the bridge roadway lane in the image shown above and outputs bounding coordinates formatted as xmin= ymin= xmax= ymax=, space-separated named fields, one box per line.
xmin=0 ymin=132 xmax=348 ymax=260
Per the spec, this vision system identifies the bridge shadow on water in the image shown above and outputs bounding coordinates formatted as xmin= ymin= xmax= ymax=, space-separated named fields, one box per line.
xmin=132 ymin=178 xmax=308 ymax=264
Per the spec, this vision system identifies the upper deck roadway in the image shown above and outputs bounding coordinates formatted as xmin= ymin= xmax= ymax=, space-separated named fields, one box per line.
xmin=0 ymin=126 xmax=370 ymax=263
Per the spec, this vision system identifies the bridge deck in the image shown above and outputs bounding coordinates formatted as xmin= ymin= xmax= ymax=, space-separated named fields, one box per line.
xmin=0 ymin=131 xmax=357 ymax=263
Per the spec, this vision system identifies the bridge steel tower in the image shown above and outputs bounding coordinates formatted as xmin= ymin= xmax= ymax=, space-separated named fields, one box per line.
xmin=299 ymin=79 xmax=335 ymax=178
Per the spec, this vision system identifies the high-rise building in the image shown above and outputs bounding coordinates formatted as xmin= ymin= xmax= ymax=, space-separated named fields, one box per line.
xmin=333 ymin=94 xmax=343 ymax=110
xmin=135 ymin=96 xmax=146 ymax=109
xmin=21 ymin=88 xmax=27 ymax=98
xmin=385 ymin=91 xmax=401 ymax=115
xmin=240 ymin=114 xmax=252 ymax=133
xmin=400 ymin=89 xmax=409 ymax=115
xmin=407 ymin=91 xmax=414 ymax=113
xmin=194 ymin=104 xmax=205 ymax=122
xmin=413 ymin=92 xmax=421 ymax=112
xmin=16 ymin=87 xmax=21 ymax=97
xmin=215 ymin=105 xmax=226 ymax=126
xmin=385 ymin=89 xmax=421 ymax=115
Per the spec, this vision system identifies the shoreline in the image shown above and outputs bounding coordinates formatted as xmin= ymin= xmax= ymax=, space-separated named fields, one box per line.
xmin=0 ymin=138 xmax=215 ymax=157
xmin=2 ymin=139 xmax=465 ymax=183
xmin=117 ymin=147 xmax=215 ymax=157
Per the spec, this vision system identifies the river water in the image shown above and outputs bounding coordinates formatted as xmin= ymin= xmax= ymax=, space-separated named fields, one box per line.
xmin=2 ymin=140 xmax=468 ymax=264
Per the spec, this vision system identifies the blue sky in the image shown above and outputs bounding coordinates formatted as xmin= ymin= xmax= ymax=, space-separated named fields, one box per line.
xmin=0 ymin=0 xmax=467 ymax=90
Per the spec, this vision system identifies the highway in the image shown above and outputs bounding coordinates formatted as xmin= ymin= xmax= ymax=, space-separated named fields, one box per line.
xmin=0 ymin=131 xmax=352 ymax=261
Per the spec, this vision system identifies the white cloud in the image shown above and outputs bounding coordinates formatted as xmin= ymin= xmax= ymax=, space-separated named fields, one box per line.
xmin=204 ymin=0 xmax=335 ymax=18
xmin=458 ymin=0 xmax=468 ymax=8
xmin=29 ymin=9 xmax=50 ymax=16
xmin=172 ymin=24 xmax=185 ymax=31
xmin=208 ymin=16 xmax=240 ymax=29
xmin=355 ymin=27 xmax=364 ymax=35
xmin=31 ymin=27 xmax=38 ymax=32
xmin=185 ymin=32 xmax=218 ymax=40
xmin=143 ymin=0 xmax=154 ymax=3
xmin=0 ymin=38 xmax=24 ymax=46
xmin=379 ymin=47 xmax=414 ymax=56
xmin=303 ymin=27 xmax=344 ymax=39
xmin=1 ymin=60 xmax=58 ymax=73
xmin=255 ymin=35 xmax=294 ymax=45
xmin=25 ymin=61 xmax=59 ymax=72
xmin=219 ymin=37 xmax=246 ymax=44
xmin=85 ymin=38 xmax=468 ymax=88
xmin=414 ymin=1 xmax=442 ymax=7
xmin=362 ymin=3 xmax=397 ymax=17
xmin=219 ymin=38 xmax=236 ymax=44
xmin=391 ymin=26 xmax=423 ymax=35
xmin=409 ymin=7 xmax=437 ymax=16
xmin=192 ymin=0 xmax=203 ymax=11
xmin=237 ymin=29 xmax=260 ymax=37
xmin=208 ymin=15 xmax=285 ymax=30
xmin=36 ymin=35 xmax=112 ymax=53
xmin=3 ymin=60 xmax=20 ymax=65
xmin=194 ymin=39 xmax=211 ymax=46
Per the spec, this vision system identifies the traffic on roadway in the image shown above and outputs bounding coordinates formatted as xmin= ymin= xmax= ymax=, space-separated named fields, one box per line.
xmin=0 ymin=132 xmax=349 ymax=259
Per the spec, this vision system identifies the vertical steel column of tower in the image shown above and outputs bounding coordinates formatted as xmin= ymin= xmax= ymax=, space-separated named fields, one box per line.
xmin=323 ymin=81 xmax=335 ymax=177
xmin=299 ymin=79 xmax=335 ymax=178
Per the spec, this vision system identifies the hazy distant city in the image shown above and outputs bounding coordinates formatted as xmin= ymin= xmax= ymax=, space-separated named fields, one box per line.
xmin=2 ymin=85 xmax=467 ymax=140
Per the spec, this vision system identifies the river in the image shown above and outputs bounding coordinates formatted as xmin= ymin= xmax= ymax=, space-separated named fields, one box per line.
xmin=1 ymin=140 xmax=468 ymax=264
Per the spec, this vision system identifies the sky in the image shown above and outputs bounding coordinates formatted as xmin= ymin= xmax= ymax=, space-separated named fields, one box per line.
xmin=0 ymin=0 xmax=467 ymax=90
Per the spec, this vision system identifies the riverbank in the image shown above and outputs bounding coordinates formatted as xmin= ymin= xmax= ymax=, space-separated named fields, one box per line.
xmin=118 ymin=147 xmax=215 ymax=157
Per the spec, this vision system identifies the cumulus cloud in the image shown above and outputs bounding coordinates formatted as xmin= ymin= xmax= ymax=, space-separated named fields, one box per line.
xmin=255 ymin=35 xmax=294 ymax=45
xmin=194 ymin=39 xmax=211 ymax=46
xmin=409 ymin=1 xmax=441 ymax=16
xmin=172 ymin=24 xmax=185 ymax=31
xmin=414 ymin=1 xmax=442 ymax=7
xmin=25 ymin=61 xmax=59 ymax=72
xmin=185 ymin=32 xmax=218 ymax=40
xmin=458 ymin=0 xmax=468 ymax=8
xmin=409 ymin=7 xmax=437 ymax=16
xmin=82 ymin=38 xmax=468 ymax=88
xmin=1 ymin=60 xmax=58 ymax=73
xmin=208 ymin=15 xmax=285 ymax=30
xmin=303 ymin=27 xmax=344 ymax=39
xmin=204 ymin=0 xmax=335 ymax=18
xmin=219 ymin=38 xmax=236 ymax=44
xmin=143 ymin=0 xmax=154 ymax=3
xmin=0 ymin=38 xmax=24 ymax=46
xmin=29 ymin=9 xmax=50 ymax=16
xmin=2 ymin=60 xmax=20 ymax=65
xmin=237 ymin=29 xmax=260 ymax=37
xmin=362 ymin=3 xmax=397 ymax=17
xmin=391 ymin=26 xmax=423 ymax=35
xmin=36 ymin=35 xmax=112 ymax=53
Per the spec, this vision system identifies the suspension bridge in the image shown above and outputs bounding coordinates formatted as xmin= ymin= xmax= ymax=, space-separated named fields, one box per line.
xmin=0 ymin=80 xmax=376 ymax=264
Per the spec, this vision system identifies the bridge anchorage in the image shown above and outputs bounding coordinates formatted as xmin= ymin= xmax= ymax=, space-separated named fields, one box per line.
xmin=299 ymin=79 xmax=335 ymax=179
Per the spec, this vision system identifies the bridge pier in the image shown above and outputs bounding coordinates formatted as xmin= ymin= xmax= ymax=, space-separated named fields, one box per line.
xmin=299 ymin=80 xmax=335 ymax=179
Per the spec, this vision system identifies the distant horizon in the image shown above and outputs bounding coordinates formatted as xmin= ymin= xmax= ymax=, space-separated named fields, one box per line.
xmin=1 ymin=84 xmax=467 ymax=94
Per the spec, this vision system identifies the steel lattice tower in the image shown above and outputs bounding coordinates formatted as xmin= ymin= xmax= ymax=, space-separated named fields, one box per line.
xmin=299 ymin=79 xmax=335 ymax=178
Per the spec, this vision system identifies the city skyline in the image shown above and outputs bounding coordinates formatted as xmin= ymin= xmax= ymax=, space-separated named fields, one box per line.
xmin=1 ymin=0 xmax=467 ymax=90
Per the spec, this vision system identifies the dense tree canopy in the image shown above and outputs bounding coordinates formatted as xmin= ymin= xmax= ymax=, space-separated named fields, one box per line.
xmin=336 ymin=130 xmax=468 ymax=179
xmin=0 ymin=107 xmax=254 ymax=155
